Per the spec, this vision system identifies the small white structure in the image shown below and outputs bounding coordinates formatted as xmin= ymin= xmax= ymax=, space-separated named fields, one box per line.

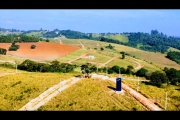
xmin=88 ymin=55 xmax=94 ymax=59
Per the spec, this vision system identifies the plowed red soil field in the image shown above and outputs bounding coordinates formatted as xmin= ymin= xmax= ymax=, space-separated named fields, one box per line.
xmin=0 ymin=42 xmax=80 ymax=61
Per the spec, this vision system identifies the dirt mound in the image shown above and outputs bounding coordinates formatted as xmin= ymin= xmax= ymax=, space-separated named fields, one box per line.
xmin=0 ymin=42 xmax=80 ymax=61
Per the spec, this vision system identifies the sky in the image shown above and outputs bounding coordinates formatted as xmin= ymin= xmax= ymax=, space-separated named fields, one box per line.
xmin=0 ymin=9 xmax=180 ymax=37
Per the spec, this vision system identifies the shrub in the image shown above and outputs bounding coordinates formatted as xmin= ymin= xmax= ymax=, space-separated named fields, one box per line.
xmin=31 ymin=45 xmax=36 ymax=49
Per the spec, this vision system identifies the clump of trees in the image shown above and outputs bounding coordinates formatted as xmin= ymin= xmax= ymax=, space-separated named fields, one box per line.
xmin=166 ymin=51 xmax=180 ymax=64
xmin=105 ymin=44 xmax=114 ymax=49
xmin=4 ymin=57 xmax=180 ymax=88
xmin=0 ymin=48 xmax=7 ymax=55
xmin=9 ymin=42 xmax=20 ymax=51
xmin=18 ymin=59 xmax=77 ymax=73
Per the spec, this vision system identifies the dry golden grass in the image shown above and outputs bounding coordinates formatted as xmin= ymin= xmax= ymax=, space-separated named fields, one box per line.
xmin=37 ymin=78 xmax=148 ymax=111
xmin=122 ymin=79 xmax=180 ymax=111
xmin=0 ymin=72 xmax=80 ymax=110
xmin=0 ymin=54 xmax=24 ymax=64
xmin=113 ymin=44 xmax=180 ymax=70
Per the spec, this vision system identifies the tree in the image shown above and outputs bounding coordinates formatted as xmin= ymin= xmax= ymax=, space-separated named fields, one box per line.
xmin=126 ymin=65 xmax=134 ymax=75
xmin=31 ymin=45 xmax=36 ymax=49
xmin=136 ymin=68 xmax=148 ymax=77
xmin=150 ymin=71 xmax=168 ymax=87
xmin=100 ymin=47 xmax=104 ymax=51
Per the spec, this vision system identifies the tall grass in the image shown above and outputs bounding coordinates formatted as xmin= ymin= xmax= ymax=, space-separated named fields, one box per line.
xmin=122 ymin=79 xmax=180 ymax=111
xmin=38 ymin=78 xmax=148 ymax=111
xmin=0 ymin=72 xmax=80 ymax=110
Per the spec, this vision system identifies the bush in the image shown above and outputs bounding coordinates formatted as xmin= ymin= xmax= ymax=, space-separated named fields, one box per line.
xmin=9 ymin=46 xmax=18 ymax=51
xmin=31 ymin=45 xmax=36 ymax=49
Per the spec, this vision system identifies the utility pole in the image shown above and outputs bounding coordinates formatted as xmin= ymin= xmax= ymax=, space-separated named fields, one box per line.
xmin=59 ymin=79 xmax=61 ymax=93
xmin=137 ymin=77 xmax=140 ymax=91
xmin=165 ymin=91 xmax=168 ymax=110
xmin=96 ymin=66 xmax=98 ymax=74
xmin=119 ymin=67 xmax=121 ymax=78
xmin=15 ymin=62 xmax=17 ymax=73
xmin=105 ymin=65 xmax=107 ymax=76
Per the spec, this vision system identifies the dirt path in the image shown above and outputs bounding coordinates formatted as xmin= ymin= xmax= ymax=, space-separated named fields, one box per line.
xmin=78 ymin=40 xmax=85 ymax=49
xmin=96 ymin=42 xmax=100 ymax=46
xmin=19 ymin=77 xmax=82 ymax=111
xmin=126 ymin=56 xmax=144 ymax=71
xmin=91 ymin=74 xmax=162 ymax=111
xmin=67 ymin=50 xmax=96 ymax=64
xmin=98 ymin=56 xmax=119 ymax=68
xmin=19 ymin=73 xmax=162 ymax=111
xmin=0 ymin=73 xmax=16 ymax=77
xmin=59 ymin=39 xmax=63 ymax=44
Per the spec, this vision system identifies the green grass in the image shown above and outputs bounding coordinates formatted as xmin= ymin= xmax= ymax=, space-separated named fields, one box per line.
xmin=23 ymin=32 xmax=44 ymax=37
xmin=57 ymin=49 xmax=88 ymax=63
xmin=60 ymin=38 xmax=82 ymax=48
xmin=112 ymin=43 xmax=180 ymax=70
xmin=104 ymin=34 xmax=129 ymax=43
xmin=71 ymin=51 xmax=113 ymax=66
xmin=52 ymin=38 xmax=180 ymax=71
xmin=0 ymin=32 xmax=22 ymax=36
xmin=107 ymin=58 xmax=137 ymax=68
xmin=167 ymin=47 xmax=180 ymax=52
xmin=92 ymin=33 xmax=101 ymax=39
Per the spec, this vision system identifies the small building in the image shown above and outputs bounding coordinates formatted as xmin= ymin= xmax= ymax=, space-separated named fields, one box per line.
xmin=88 ymin=55 xmax=94 ymax=59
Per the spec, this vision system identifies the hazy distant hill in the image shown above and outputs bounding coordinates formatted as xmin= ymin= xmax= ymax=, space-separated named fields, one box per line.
xmin=1 ymin=27 xmax=180 ymax=54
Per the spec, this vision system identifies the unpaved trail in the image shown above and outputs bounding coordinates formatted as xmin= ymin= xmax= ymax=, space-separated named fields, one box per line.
xmin=126 ymin=56 xmax=144 ymax=71
xmin=0 ymin=73 xmax=16 ymax=77
xmin=59 ymin=39 xmax=63 ymax=44
xmin=67 ymin=50 xmax=96 ymax=64
xmin=91 ymin=74 xmax=162 ymax=111
xmin=19 ymin=74 xmax=162 ymax=111
xmin=19 ymin=77 xmax=82 ymax=111
xmin=78 ymin=40 xmax=85 ymax=49
xmin=98 ymin=56 xmax=119 ymax=68
xmin=96 ymin=42 xmax=100 ymax=46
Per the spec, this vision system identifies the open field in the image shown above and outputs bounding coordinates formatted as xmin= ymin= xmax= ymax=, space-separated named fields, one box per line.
xmin=0 ymin=54 xmax=25 ymax=64
xmin=112 ymin=43 xmax=180 ymax=70
xmin=1 ymin=38 xmax=180 ymax=111
xmin=0 ymin=42 xmax=80 ymax=61
xmin=167 ymin=47 xmax=180 ymax=52
xmin=122 ymin=78 xmax=180 ymax=111
xmin=53 ymin=38 xmax=180 ymax=71
xmin=37 ymin=78 xmax=148 ymax=111
xmin=0 ymin=71 xmax=80 ymax=110
xmin=104 ymin=34 xmax=129 ymax=43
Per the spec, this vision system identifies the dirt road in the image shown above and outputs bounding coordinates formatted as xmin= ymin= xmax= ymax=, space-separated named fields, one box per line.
xmin=67 ymin=50 xmax=96 ymax=64
xmin=59 ymin=39 xmax=63 ymax=44
xmin=91 ymin=74 xmax=162 ymax=111
xmin=19 ymin=77 xmax=82 ymax=111
xmin=78 ymin=40 xmax=85 ymax=49
xmin=17 ymin=73 xmax=163 ymax=111
xmin=126 ymin=56 xmax=144 ymax=70
xmin=98 ymin=56 xmax=119 ymax=68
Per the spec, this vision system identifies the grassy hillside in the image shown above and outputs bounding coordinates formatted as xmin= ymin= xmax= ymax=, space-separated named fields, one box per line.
xmin=0 ymin=70 xmax=80 ymax=110
xmin=0 ymin=31 xmax=22 ymax=36
xmin=37 ymin=78 xmax=148 ymax=111
xmin=54 ymin=38 xmax=180 ymax=71
xmin=167 ymin=47 xmax=180 ymax=52
xmin=122 ymin=78 xmax=180 ymax=111
xmin=22 ymin=31 xmax=44 ymax=37
xmin=104 ymin=34 xmax=129 ymax=43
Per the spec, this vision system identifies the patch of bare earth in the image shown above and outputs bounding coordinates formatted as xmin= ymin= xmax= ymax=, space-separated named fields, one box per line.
xmin=0 ymin=42 xmax=80 ymax=61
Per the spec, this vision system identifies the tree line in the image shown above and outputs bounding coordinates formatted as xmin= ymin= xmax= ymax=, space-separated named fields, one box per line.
xmin=1 ymin=59 xmax=180 ymax=88
xmin=0 ymin=35 xmax=44 ymax=43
